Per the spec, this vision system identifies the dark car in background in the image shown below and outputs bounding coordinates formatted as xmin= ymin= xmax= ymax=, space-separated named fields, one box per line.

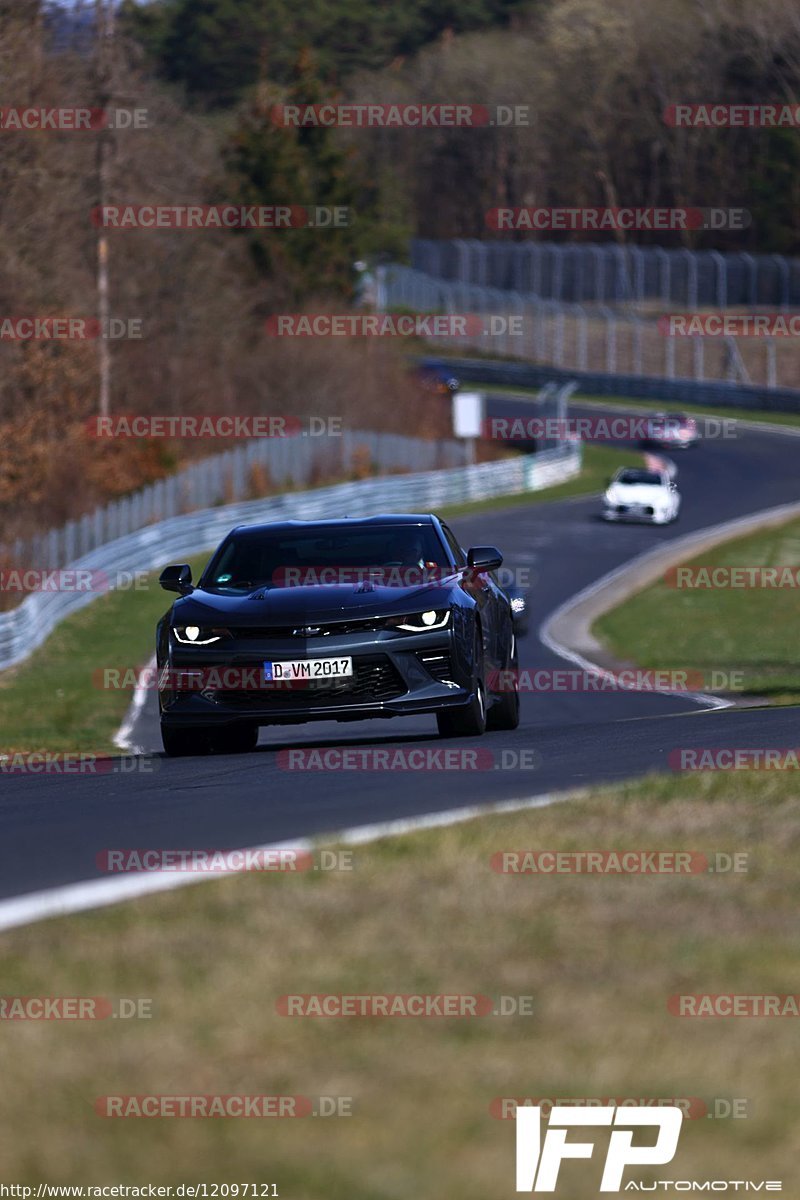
xmin=641 ymin=412 xmax=698 ymax=450
xmin=156 ymin=514 xmax=520 ymax=755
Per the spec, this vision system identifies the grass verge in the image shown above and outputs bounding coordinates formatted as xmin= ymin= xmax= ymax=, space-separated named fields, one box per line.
xmin=0 ymin=444 xmax=639 ymax=755
xmin=1 ymin=769 xmax=797 ymax=1192
xmin=0 ymin=554 xmax=209 ymax=756
xmin=594 ymin=515 xmax=800 ymax=704
xmin=440 ymin=442 xmax=641 ymax=516
xmin=478 ymin=380 xmax=800 ymax=432
xmin=572 ymin=391 xmax=800 ymax=431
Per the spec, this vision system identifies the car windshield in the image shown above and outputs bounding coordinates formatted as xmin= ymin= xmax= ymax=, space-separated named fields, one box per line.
xmin=615 ymin=470 xmax=663 ymax=486
xmin=652 ymin=413 xmax=690 ymax=428
xmin=201 ymin=525 xmax=451 ymax=591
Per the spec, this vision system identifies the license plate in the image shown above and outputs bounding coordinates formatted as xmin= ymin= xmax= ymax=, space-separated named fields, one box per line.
xmin=264 ymin=657 xmax=354 ymax=682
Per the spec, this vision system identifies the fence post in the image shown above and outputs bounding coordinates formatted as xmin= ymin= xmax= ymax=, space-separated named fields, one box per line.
xmin=711 ymin=250 xmax=727 ymax=309
xmin=578 ymin=307 xmax=588 ymax=371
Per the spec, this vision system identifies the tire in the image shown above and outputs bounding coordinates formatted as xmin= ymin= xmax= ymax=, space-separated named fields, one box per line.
xmin=213 ymin=723 xmax=259 ymax=754
xmin=161 ymin=722 xmax=212 ymax=757
xmin=437 ymin=629 xmax=487 ymax=738
xmin=487 ymin=635 xmax=520 ymax=731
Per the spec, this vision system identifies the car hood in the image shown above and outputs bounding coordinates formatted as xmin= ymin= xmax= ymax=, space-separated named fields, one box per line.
xmin=607 ymin=484 xmax=667 ymax=505
xmin=171 ymin=578 xmax=462 ymax=624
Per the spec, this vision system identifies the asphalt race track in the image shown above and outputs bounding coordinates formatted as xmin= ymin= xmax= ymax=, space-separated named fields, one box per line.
xmin=1 ymin=406 xmax=799 ymax=903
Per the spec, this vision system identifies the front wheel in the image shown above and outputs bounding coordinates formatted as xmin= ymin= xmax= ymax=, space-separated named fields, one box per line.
xmin=437 ymin=631 xmax=487 ymax=738
xmin=487 ymin=636 xmax=520 ymax=731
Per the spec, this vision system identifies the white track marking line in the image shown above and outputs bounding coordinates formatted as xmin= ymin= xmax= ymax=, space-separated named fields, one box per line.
xmin=0 ymin=791 xmax=573 ymax=934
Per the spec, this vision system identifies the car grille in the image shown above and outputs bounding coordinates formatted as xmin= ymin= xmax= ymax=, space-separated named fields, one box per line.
xmin=216 ymin=656 xmax=407 ymax=709
xmin=416 ymin=650 xmax=456 ymax=684
xmin=232 ymin=618 xmax=387 ymax=639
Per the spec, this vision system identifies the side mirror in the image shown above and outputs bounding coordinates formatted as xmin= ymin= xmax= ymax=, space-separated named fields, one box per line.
xmin=159 ymin=564 xmax=193 ymax=594
xmin=467 ymin=546 xmax=503 ymax=572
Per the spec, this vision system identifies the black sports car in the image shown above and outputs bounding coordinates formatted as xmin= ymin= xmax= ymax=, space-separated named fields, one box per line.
xmin=156 ymin=514 xmax=520 ymax=755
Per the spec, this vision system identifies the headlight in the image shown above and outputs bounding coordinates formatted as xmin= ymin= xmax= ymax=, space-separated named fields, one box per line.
xmin=172 ymin=625 xmax=230 ymax=645
xmin=394 ymin=610 xmax=451 ymax=633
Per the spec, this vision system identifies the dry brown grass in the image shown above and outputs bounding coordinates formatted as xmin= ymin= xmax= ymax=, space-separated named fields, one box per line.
xmin=1 ymin=770 xmax=798 ymax=1194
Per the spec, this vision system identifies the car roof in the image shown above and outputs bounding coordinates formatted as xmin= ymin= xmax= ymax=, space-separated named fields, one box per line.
xmin=229 ymin=514 xmax=440 ymax=535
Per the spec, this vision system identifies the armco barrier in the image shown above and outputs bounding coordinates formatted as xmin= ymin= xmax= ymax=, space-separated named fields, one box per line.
xmin=420 ymin=356 xmax=800 ymax=413
xmin=0 ymin=441 xmax=581 ymax=671
xmin=4 ymin=428 xmax=470 ymax=574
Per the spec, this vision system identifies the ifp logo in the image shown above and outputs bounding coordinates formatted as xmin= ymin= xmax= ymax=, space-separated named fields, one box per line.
xmin=516 ymin=1105 xmax=683 ymax=1191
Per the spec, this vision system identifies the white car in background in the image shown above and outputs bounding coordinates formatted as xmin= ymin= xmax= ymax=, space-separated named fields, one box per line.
xmin=602 ymin=467 xmax=681 ymax=525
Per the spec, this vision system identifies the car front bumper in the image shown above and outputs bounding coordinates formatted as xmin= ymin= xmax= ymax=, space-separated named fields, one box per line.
xmin=158 ymin=625 xmax=475 ymax=727
xmin=603 ymin=504 xmax=661 ymax=523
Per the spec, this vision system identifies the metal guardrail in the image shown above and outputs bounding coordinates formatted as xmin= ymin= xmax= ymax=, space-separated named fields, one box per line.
xmin=3 ymin=429 xmax=469 ymax=574
xmin=422 ymin=355 xmax=800 ymax=414
xmin=412 ymin=238 xmax=800 ymax=309
xmin=384 ymin=264 xmax=797 ymax=392
xmin=0 ymin=438 xmax=581 ymax=671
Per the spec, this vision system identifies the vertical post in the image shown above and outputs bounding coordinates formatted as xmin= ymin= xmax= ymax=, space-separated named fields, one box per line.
xmin=578 ymin=308 xmax=588 ymax=371
xmin=375 ymin=264 xmax=387 ymax=312
xmin=95 ymin=0 xmax=115 ymax=419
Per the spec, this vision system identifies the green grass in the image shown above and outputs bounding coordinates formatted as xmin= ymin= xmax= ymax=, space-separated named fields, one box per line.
xmin=1 ymin=769 xmax=797 ymax=1191
xmin=474 ymin=380 xmax=800 ymax=431
xmin=572 ymin=391 xmax=800 ymax=431
xmin=441 ymin=442 xmax=642 ymax=517
xmin=0 ymin=555 xmax=209 ymax=756
xmin=594 ymin=516 xmax=800 ymax=704
xmin=0 ymin=445 xmax=641 ymax=755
